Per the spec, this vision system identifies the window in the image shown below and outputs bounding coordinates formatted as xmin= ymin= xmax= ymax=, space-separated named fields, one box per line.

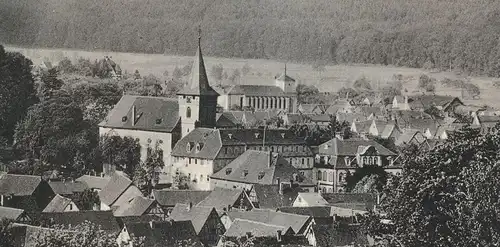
xmin=200 ymin=174 xmax=204 ymax=181
xmin=243 ymin=170 xmax=249 ymax=177
xmin=186 ymin=107 xmax=191 ymax=118
xmin=322 ymin=171 xmax=327 ymax=181
xmin=300 ymin=171 xmax=305 ymax=176
xmin=121 ymin=116 xmax=127 ymax=122
xmin=363 ymin=156 xmax=367 ymax=165
xmin=207 ymin=176 xmax=210 ymax=182
xmin=328 ymin=172 xmax=333 ymax=182
xmin=201 ymin=159 xmax=204 ymax=165
xmin=194 ymin=159 xmax=197 ymax=164
xmin=226 ymin=168 xmax=232 ymax=175
xmin=317 ymin=171 xmax=322 ymax=180
xmin=158 ymin=150 xmax=164 ymax=161
xmin=189 ymin=158 xmax=192 ymax=164
xmin=301 ymin=158 xmax=305 ymax=165
xmin=188 ymin=173 xmax=191 ymax=180
xmin=156 ymin=118 xmax=162 ymax=124
xmin=186 ymin=143 xmax=191 ymax=152
xmin=258 ymin=172 xmax=265 ymax=180
xmin=69 ymin=203 xmax=73 ymax=210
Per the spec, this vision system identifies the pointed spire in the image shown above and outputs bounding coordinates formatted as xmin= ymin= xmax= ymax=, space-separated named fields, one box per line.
xmin=284 ymin=63 xmax=287 ymax=76
xmin=178 ymin=26 xmax=218 ymax=96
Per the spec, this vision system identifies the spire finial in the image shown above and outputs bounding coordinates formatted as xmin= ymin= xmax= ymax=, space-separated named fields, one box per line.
xmin=284 ymin=63 xmax=287 ymax=76
xmin=198 ymin=25 xmax=202 ymax=44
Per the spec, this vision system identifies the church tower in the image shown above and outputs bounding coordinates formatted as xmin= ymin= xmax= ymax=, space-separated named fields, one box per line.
xmin=275 ymin=64 xmax=297 ymax=94
xmin=178 ymin=28 xmax=219 ymax=137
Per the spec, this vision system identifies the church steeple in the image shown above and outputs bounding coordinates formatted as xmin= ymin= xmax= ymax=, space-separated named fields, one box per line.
xmin=179 ymin=26 xmax=219 ymax=96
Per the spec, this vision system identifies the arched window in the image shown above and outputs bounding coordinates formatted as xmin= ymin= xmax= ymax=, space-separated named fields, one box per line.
xmin=338 ymin=172 xmax=344 ymax=183
xmin=317 ymin=171 xmax=322 ymax=180
xmin=186 ymin=107 xmax=191 ymax=118
xmin=328 ymin=172 xmax=333 ymax=182
xmin=322 ymin=171 xmax=327 ymax=181
xmin=363 ymin=157 xmax=367 ymax=165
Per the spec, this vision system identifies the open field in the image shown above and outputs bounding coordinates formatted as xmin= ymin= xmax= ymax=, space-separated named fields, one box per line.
xmin=6 ymin=46 xmax=500 ymax=108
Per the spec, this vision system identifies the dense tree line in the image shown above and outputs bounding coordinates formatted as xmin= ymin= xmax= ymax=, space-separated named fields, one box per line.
xmin=3 ymin=0 xmax=500 ymax=76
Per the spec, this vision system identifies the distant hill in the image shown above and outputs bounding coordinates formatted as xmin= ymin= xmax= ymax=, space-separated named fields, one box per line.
xmin=2 ymin=0 xmax=500 ymax=76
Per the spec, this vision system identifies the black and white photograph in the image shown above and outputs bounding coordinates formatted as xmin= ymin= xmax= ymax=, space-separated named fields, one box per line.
xmin=0 ymin=0 xmax=499 ymax=246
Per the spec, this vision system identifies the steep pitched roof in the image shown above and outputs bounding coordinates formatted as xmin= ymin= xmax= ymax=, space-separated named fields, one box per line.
xmin=296 ymin=193 xmax=329 ymax=206
xmin=98 ymin=171 xmax=134 ymax=206
xmin=75 ymin=175 xmax=110 ymax=190
xmin=276 ymin=73 xmax=296 ymax=82
xmin=153 ymin=190 xmax=211 ymax=207
xmin=395 ymin=129 xmax=425 ymax=146
xmin=197 ymin=188 xmax=252 ymax=212
xmin=318 ymin=138 xmax=396 ymax=156
xmin=409 ymin=95 xmax=460 ymax=110
xmin=124 ymin=221 xmax=203 ymax=247
xmin=211 ymin=150 xmax=313 ymax=186
xmin=42 ymin=194 xmax=74 ymax=213
xmin=336 ymin=112 xmax=366 ymax=124
xmin=224 ymin=218 xmax=294 ymax=237
xmin=169 ymin=204 xmax=216 ymax=233
xmin=216 ymin=113 xmax=238 ymax=128
xmin=48 ymin=181 xmax=86 ymax=195
xmin=171 ymin=128 xmax=222 ymax=159
xmin=253 ymin=184 xmax=299 ymax=209
xmin=0 ymin=174 xmax=42 ymax=196
xmin=39 ymin=211 xmax=120 ymax=232
xmin=321 ymin=193 xmax=377 ymax=211
xmin=226 ymin=209 xmax=310 ymax=234
xmin=113 ymin=196 xmax=155 ymax=217
xmin=99 ymin=95 xmax=179 ymax=132
xmin=178 ymin=35 xmax=218 ymax=96
xmin=227 ymin=85 xmax=286 ymax=96
xmin=219 ymin=129 xmax=307 ymax=146
xmin=0 ymin=206 xmax=25 ymax=220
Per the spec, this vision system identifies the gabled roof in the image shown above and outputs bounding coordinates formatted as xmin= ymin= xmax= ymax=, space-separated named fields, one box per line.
xmin=211 ymin=150 xmax=313 ymax=186
xmin=227 ymin=85 xmax=286 ymax=97
xmin=99 ymin=95 xmax=179 ymax=133
xmin=336 ymin=112 xmax=366 ymax=124
xmin=197 ymin=187 xmax=252 ymax=212
xmin=171 ymin=128 xmax=222 ymax=159
xmin=0 ymin=206 xmax=25 ymax=220
xmin=10 ymin=223 xmax=78 ymax=247
xmin=325 ymin=100 xmax=352 ymax=114
xmin=48 ymin=181 xmax=86 ymax=195
xmin=278 ymin=206 xmax=332 ymax=218
xmin=224 ymin=218 xmax=294 ymax=237
xmin=318 ymin=138 xmax=396 ymax=156
xmin=178 ymin=36 xmax=218 ymax=96
xmin=113 ymin=196 xmax=155 ymax=217
xmin=409 ymin=95 xmax=461 ymax=110
xmin=219 ymin=128 xmax=307 ymax=146
xmin=169 ymin=204 xmax=216 ymax=233
xmin=276 ymin=73 xmax=296 ymax=82
xmin=395 ymin=129 xmax=426 ymax=146
xmin=0 ymin=174 xmax=42 ymax=196
xmin=216 ymin=113 xmax=238 ymax=128
xmin=296 ymin=193 xmax=329 ymax=206
xmin=298 ymin=104 xmax=320 ymax=114
xmin=43 ymin=194 xmax=74 ymax=213
xmin=75 ymin=175 xmax=110 ymax=190
xmin=123 ymin=221 xmax=203 ymax=247
xmin=253 ymin=184 xmax=299 ymax=209
xmin=321 ymin=193 xmax=377 ymax=211
xmin=226 ymin=209 xmax=310 ymax=234
xmin=152 ymin=190 xmax=211 ymax=207
xmin=98 ymin=171 xmax=133 ymax=206
xmin=39 ymin=211 xmax=120 ymax=232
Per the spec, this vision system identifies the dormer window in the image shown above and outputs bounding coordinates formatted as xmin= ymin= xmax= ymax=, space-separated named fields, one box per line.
xmin=280 ymin=133 xmax=285 ymax=138
xmin=228 ymin=133 xmax=233 ymax=139
xmin=242 ymin=170 xmax=249 ymax=177
xmin=226 ymin=168 xmax=232 ymax=175
xmin=122 ymin=116 xmax=127 ymax=122
xmin=324 ymin=144 xmax=329 ymax=149
xmin=258 ymin=172 xmax=265 ymax=180
xmin=196 ymin=143 xmax=204 ymax=152
xmin=156 ymin=118 xmax=162 ymax=124
xmin=254 ymin=133 xmax=260 ymax=138
xmin=186 ymin=143 xmax=191 ymax=152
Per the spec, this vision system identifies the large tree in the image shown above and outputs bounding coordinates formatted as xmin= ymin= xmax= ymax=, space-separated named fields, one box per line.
xmin=365 ymin=125 xmax=500 ymax=246
xmin=0 ymin=45 xmax=38 ymax=142
xmin=98 ymin=135 xmax=141 ymax=178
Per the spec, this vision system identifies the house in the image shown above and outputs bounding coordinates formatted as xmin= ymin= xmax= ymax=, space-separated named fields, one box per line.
xmin=210 ymin=150 xmax=315 ymax=192
xmin=472 ymin=114 xmax=500 ymax=134
xmin=0 ymin=206 xmax=32 ymax=224
xmin=322 ymin=193 xmax=378 ymax=212
xmin=47 ymin=180 xmax=87 ymax=197
xmin=0 ymin=174 xmax=54 ymax=212
xmin=217 ymin=68 xmax=297 ymax=113
xmin=38 ymin=210 xmax=120 ymax=233
xmin=325 ymin=100 xmax=354 ymax=114
xmin=298 ymin=104 xmax=327 ymax=114
xmin=248 ymin=184 xmax=300 ymax=210
xmin=336 ymin=112 xmax=367 ymax=125
xmin=98 ymin=171 xmax=142 ymax=211
xmin=354 ymin=106 xmax=385 ymax=120
xmin=351 ymin=119 xmax=399 ymax=139
xmin=394 ymin=129 xmax=428 ymax=147
xmin=197 ymin=188 xmax=254 ymax=213
xmin=292 ymin=192 xmax=329 ymax=207
xmin=116 ymin=220 xmax=204 ymax=247
xmin=75 ymin=175 xmax=110 ymax=192
xmin=113 ymin=196 xmax=164 ymax=218
xmin=169 ymin=203 xmax=225 ymax=246
xmin=392 ymin=96 xmax=410 ymax=110
xmin=152 ymin=189 xmax=211 ymax=215
xmin=9 ymin=223 xmax=78 ymax=247
xmin=170 ymin=128 xmax=314 ymax=190
xmin=315 ymin=137 xmax=398 ymax=192
xmin=221 ymin=209 xmax=315 ymax=246
xmin=218 ymin=219 xmax=298 ymax=246
xmin=42 ymin=194 xmax=79 ymax=213
xmin=409 ymin=95 xmax=463 ymax=115
xmin=396 ymin=118 xmax=442 ymax=139
xmin=277 ymin=206 xmax=334 ymax=225
xmin=216 ymin=110 xmax=281 ymax=129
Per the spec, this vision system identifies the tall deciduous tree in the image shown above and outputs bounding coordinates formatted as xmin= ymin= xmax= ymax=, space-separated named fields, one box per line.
xmin=0 ymin=45 xmax=38 ymax=142
xmin=98 ymin=135 xmax=141 ymax=178
xmin=365 ymin=125 xmax=500 ymax=246
xmin=134 ymin=141 xmax=165 ymax=195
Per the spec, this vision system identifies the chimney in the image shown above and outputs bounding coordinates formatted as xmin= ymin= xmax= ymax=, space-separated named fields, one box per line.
xmin=228 ymin=205 xmax=232 ymax=211
xmin=276 ymin=230 xmax=282 ymax=242
xmin=269 ymin=151 xmax=273 ymax=168
xmin=277 ymin=177 xmax=282 ymax=195
xmin=132 ymin=105 xmax=136 ymax=126
xmin=149 ymin=220 xmax=154 ymax=229
xmin=187 ymin=202 xmax=193 ymax=211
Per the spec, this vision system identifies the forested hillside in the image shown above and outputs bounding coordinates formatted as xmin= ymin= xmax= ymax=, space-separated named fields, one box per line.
xmin=2 ymin=0 xmax=500 ymax=76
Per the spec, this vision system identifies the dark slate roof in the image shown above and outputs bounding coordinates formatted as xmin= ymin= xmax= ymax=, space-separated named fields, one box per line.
xmin=75 ymin=175 xmax=110 ymax=190
xmin=0 ymin=174 xmax=42 ymax=196
xmin=152 ymin=190 xmax=211 ymax=207
xmin=253 ymin=184 xmax=299 ymax=209
xmin=39 ymin=211 xmax=120 ymax=232
xmin=276 ymin=73 xmax=296 ymax=82
xmin=171 ymin=128 xmax=222 ymax=159
xmin=169 ymin=204 xmax=217 ymax=233
xmin=197 ymin=188 xmax=251 ymax=212
xmin=278 ymin=206 xmax=332 ymax=218
xmin=99 ymin=95 xmax=179 ymax=133
xmin=42 ymin=194 xmax=74 ymax=213
xmin=226 ymin=209 xmax=310 ymax=234
xmin=178 ymin=40 xmax=218 ymax=96
xmin=409 ymin=95 xmax=460 ymax=109
xmin=314 ymin=224 xmax=369 ymax=247
xmin=318 ymin=138 xmax=396 ymax=156
xmin=216 ymin=113 xmax=238 ymax=128
xmin=227 ymin=85 xmax=286 ymax=96
xmin=113 ymin=196 xmax=155 ymax=217
xmin=224 ymin=219 xmax=294 ymax=237
xmin=322 ymin=193 xmax=377 ymax=211
xmin=48 ymin=181 xmax=86 ymax=195
xmin=115 ymin=215 xmax=163 ymax=228
xmin=336 ymin=112 xmax=367 ymax=124
xmin=98 ymin=171 xmax=133 ymax=206
xmin=211 ymin=150 xmax=314 ymax=186
xmin=0 ymin=206 xmax=25 ymax=220
xmin=124 ymin=221 xmax=203 ymax=247
xmin=219 ymin=129 xmax=307 ymax=146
